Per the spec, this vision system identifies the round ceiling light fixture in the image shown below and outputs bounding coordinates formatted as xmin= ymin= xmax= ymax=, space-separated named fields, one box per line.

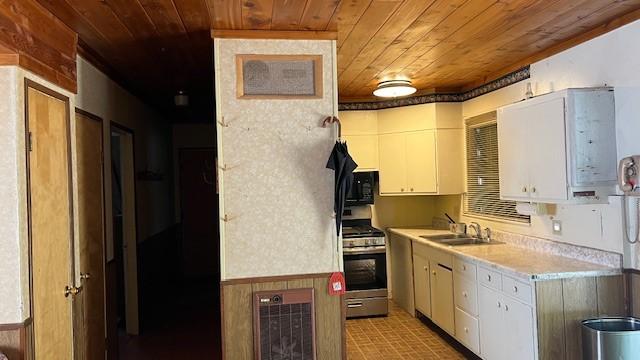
xmin=373 ymin=79 xmax=417 ymax=98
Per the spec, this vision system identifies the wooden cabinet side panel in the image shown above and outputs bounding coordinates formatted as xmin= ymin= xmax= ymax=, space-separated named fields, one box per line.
xmin=596 ymin=275 xmax=626 ymax=316
xmin=562 ymin=277 xmax=598 ymax=360
xmin=630 ymin=272 xmax=640 ymax=317
xmin=535 ymin=280 xmax=566 ymax=360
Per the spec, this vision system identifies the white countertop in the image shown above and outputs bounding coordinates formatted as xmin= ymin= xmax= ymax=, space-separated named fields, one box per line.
xmin=388 ymin=228 xmax=622 ymax=281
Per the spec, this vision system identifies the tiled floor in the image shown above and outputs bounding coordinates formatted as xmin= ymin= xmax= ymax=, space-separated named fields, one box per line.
xmin=346 ymin=302 xmax=470 ymax=360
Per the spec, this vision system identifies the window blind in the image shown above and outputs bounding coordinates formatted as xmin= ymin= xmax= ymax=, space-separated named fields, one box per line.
xmin=465 ymin=115 xmax=530 ymax=223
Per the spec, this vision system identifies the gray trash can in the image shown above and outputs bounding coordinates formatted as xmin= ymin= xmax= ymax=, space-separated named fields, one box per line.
xmin=582 ymin=317 xmax=640 ymax=360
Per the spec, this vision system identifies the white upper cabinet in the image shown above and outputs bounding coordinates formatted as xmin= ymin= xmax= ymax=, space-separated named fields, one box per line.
xmin=497 ymin=88 xmax=616 ymax=204
xmin=339 ymin=110 xmax=379 ymax=171
xmin=377 ymin=103 xmax=464 ymax=195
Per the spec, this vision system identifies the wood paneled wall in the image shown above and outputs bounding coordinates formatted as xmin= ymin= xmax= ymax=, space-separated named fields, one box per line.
xmin=535 ymin=275 xmax=626 ymax=360
xmin=0 ymin=0 xmax=77 ymax=92
xmin=0 ymin=319 xmax=34 ymax=360
xmin=221 ymin=273 xmax=344 ymax=360
xmin=628 ymin=270 xmax=640 ymax=317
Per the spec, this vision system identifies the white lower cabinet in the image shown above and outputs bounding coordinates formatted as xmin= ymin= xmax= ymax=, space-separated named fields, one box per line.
xmin=455 ymin=307 xmax=480 ymax=353
xmin=412 ymin=252 xmax=431 ymax=317
xmin=430 ymin=261 xmax=455 ymax=335
xmin=478 ymin=282 xmax=535 ymax=360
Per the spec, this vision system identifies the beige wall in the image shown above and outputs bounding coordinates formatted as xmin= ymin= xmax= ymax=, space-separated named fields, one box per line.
xmin=215 ymin=38 xmax=339 ymax=280
xmin=76 ymin=57 xmax=175 ymax=260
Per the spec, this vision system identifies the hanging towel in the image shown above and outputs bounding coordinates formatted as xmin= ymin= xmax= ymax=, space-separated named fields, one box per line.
xmin=326 ymin=141 xmax=358 ymax=236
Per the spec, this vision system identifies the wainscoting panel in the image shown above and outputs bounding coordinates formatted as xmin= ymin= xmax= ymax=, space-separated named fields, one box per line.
xmin=0 ymin=319 xmax=33 ymax=360
xmin=221 ymin=273 xmax=344 ymax=360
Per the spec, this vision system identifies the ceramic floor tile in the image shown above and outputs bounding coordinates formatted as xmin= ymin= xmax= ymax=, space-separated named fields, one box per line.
xmin=346 ymin=302 xmax=477 ymax=360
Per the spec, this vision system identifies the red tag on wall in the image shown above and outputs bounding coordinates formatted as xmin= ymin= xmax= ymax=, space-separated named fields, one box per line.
xmin=328 ymin=272 xmax=346 ymax=296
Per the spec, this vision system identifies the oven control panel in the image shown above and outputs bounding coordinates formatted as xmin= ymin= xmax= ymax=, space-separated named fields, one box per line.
xmin=343 ymin=236 xmax=386 ymax=248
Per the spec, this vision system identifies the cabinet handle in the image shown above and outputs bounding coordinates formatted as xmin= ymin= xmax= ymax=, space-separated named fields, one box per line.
xmin=513 ymin=285 xmax=518 ymax=293
xmin=401 ymin=188 xmax=405 ymax=192
xmin=463 ymin=291 xmax=468 ymax=298
xmin=487 ymin=274 xmax=491 ymax=282
xmin=522 ymin=186 xmax=527 ymax=193
xmin=462 ymin=265 xmax=467 ymax=271
xmin=505 ymin=304 xmax=509 ymax=312
xmin=432 ymin=270 xmax=437 ymax=276
xmin=464 ymin=327 xmax=469 ymax=333
xmin=531 ymin=186 xmax=536 ymax=193
xmin=423 ymin=266 xmax=428 ymax=271
xmin=410 ymin=188 xmax=414 ymax=192
xmin=497 ymin=301 xmax=501 ymax=308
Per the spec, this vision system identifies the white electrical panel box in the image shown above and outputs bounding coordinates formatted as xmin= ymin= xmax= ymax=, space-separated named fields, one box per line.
xmin=497 ymin=87 xmax=616 ymax=204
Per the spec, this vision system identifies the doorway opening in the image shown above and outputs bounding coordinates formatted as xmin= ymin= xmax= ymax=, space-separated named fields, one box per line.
xmin=110 ymin=124 xmax=139 ymax=340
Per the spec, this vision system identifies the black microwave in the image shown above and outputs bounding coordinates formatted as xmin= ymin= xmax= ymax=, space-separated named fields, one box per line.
xmin=346 ymin=171 xmax=376 ymax=205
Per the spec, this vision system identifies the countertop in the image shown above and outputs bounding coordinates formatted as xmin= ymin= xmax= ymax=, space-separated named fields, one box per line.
xmin=388 ymin=228 xmax=622 ymax=281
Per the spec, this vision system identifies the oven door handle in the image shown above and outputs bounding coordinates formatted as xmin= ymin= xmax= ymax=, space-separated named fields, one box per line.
xmin=343 ymin=247 xmax=386 ymax=255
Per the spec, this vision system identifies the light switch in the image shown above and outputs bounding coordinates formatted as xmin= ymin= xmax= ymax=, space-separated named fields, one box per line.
xmin=552 ymin=220 xmax=562 ymax=235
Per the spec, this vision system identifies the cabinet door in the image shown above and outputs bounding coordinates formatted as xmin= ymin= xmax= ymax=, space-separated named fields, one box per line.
xmin=412 ymin=253 xmax=431 ymax=317
xmin=504 ymin=297 xmax=535 ymax=360
xmin=479 ymin=285 xmax=504 ymax=360
xmin=343 ymin=135 xmax=379 ymax=171
xmin=527 ymin=97 xmax=568 ymax=201
xmin=430 ymin=261 xmax=455 ymax=334
xmin=497 ymin=107 xmax=530 ymax=200
xmin=379 ymin=133 xmax=407 ymax=193
xmin=406 ymin=130 xmax=437 ymax=193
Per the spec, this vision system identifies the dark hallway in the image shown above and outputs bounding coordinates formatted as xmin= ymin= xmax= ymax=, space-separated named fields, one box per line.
xmin=119 ymin=276 xmax=221 ymax=360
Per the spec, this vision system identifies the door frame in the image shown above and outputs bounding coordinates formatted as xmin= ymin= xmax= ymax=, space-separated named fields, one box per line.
xmin=74 ymin=108 xmax=108 ymax=358
xmin=23 ymin=78 xmax=75 ymax=355
xmin=110 ymin=122 xmax=140 ymax=335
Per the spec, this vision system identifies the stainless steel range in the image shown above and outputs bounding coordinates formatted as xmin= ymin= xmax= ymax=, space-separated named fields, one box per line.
xmin=342 ymin=220 xmax=388 ymax=318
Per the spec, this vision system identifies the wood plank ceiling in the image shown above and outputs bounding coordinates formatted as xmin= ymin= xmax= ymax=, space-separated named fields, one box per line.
xmin=34 ymin=0 xmax=640 ymax=114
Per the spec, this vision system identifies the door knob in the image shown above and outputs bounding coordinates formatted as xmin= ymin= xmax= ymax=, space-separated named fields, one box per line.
xmin=64 ymin=285 xmax=82 ymax=298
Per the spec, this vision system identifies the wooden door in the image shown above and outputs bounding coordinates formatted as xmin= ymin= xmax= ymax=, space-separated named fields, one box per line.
xmin=378 ymin=133 xmax=407 ymax=194
xmin=497 ymin=107 xmax=530 ymax=201
xmin=412 ymin=253 xmax=430 ymax=317
xmin=406 ymin=130 xmax=437 ymax=193
xmin=74 ymin=111 xmax=106 ymax=360
xmin=478 ymin=285 xmax=504 ymax=360
xmin=429 ymin=261 xmax=454 ymax=334
xmin=26 ymin=85 xmax=74 ymax=359
xmin=179 ymin=148 xmax=218 ymax=278
xmin=527 ymin=97 xmax=568 ymax=202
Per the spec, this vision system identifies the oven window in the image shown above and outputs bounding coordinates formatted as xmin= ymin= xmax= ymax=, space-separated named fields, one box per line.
xmin=344 ymin=253 xmax=387 ymax=291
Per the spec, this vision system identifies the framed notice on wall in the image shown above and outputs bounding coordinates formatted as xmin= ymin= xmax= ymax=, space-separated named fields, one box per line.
xmin=236 ymin=54 xmax=323 ymax=99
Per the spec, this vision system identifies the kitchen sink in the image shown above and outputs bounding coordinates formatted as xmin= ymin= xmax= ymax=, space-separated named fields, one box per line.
xmin=420 ymin=234 xmax=504 ymax=246
xmin=420 ymin=234 xmax=473 ymax=241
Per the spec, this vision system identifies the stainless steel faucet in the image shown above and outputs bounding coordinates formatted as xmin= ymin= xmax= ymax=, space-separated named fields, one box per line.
xmin=468 ymin=222 xmax=482 ymax=239
xmin=484 ymin=227 xmax=492 ymax=243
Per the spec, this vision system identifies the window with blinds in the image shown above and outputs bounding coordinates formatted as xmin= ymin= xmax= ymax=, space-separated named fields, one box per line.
xmin=465 ymin=113 xmax=530 ymax=223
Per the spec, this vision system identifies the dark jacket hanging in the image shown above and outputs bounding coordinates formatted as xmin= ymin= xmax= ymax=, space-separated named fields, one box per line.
xmin=326 ymin=141 xmax=358 ymax=236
